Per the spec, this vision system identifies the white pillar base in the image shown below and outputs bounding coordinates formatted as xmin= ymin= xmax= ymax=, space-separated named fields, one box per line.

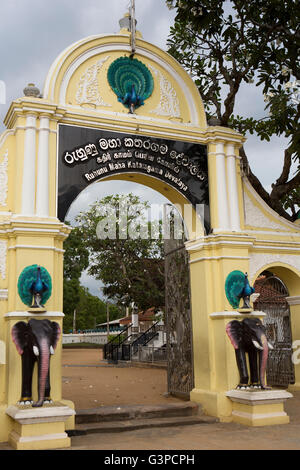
xmin=6 ymin=403 xmax=75 ymax=450
xmin=226 ymin=389 xmax=293 ymax=426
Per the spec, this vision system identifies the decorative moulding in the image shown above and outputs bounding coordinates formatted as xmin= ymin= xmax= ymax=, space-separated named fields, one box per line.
xmin=0 ymin=149 xmax=8 ymax=206
xmin=75 ymin=56 xmax=111 ymax=108
xmin=243 ymin=178 xmax=298 ymax=232
xmin=286 ymin=296 xmax=300 ymax=306
xmin=0 ymin=289 xmax=8 ymax=300
xmin=210 ymin=310 xmax=266 ymax=320
xmin=149 ymin=66 xmax=180 ymax=118
xmin=243 ymin=189 xmax=287 ymax=231
xmin=251 ymin=293 xmax=260 ymax=303
xmin=226 ymin=389 xmax=293 ymax=406
xmin=0 ymin=240 xmax=7 ymax=279
xmin=4 ymin=311 xmax=64 ymax=318
xmin=249 ymin=252 xmax=300 ymax=280
xmin=0 ymin=340 xmax=5 ymax=364
xmin=6 ymin=403 xmax=75 ymax=425
xmin=53 ymin=40 xmax=202 ymax=123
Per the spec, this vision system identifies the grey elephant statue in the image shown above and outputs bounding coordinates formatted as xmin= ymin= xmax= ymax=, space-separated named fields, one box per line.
xmin=226 ymin=317 xmax=273 ymax=390
xmin=12 ymin=318 xmax=61 ymax=407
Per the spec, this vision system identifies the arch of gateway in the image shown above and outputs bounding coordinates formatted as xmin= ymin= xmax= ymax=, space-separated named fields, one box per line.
xmin=0 ymin=14 xmax=300 ymax=449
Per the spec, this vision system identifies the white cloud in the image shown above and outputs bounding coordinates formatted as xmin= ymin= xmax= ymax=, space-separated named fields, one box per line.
xmin=0 ymin=0 xmax=291 ymax=296
xmin=80 ymin=269 xmax=103 ymax=298
xmin=0 ymin=0 xmax=175 ymax=129
xmin=0 ymin=0 xmax=287 ymax=191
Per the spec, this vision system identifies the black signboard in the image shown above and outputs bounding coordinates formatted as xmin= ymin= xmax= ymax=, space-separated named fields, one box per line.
xmin=57 ymin=124 xmax=210 ymax=232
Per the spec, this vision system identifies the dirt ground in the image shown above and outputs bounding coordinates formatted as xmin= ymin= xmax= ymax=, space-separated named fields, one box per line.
xmin=62 ymin=348 xmax=182 ymax=410
xmin=1 ymin=348 xmax=300 ymax=450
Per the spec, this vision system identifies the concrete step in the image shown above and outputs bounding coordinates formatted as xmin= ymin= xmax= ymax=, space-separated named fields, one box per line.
xmin=69 ymin=414 xmax=217 ymax=436
xmin=68 ymin=402 xmax=218 ymax=436
xmin=75 ymin=402 xmax=199 ymax=424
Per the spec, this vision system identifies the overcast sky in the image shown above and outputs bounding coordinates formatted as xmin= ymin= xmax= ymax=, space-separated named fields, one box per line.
xmin=0 ymin=0 xmax=290 ymax=298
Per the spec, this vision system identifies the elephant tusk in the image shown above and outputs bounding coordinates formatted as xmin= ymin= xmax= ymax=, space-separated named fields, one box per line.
xmin=268 ymin=342 xmax=274 ymax=350
xmin=33 ymin=346 xmax=39 ymax=356
xmin=252 ymin=340 xmax=264 ymax=350
xmin=50 ymin=346 xmax=54 ymax=355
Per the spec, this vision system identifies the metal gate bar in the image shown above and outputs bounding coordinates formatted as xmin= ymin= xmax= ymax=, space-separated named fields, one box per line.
xmin=254 ymin=274 xmax=295 ymax=387
xmin=164 ymin=232 xmax=194 ymax=398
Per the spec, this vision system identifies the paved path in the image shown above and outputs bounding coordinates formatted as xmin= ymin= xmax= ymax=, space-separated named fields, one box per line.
xmin=66 ymin=390 xmax=300 ymax=450
xmin=1 ymin=348 xmax=300 ymax=451
xmin=64 ymin=419 xmax=300 ymax=451
xmin=1 ymin=392 xmax=299 ymax=451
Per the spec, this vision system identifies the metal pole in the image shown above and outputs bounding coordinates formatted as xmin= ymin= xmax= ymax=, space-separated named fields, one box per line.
xmin=73 ymin=309 xmax=76 ymax=333
xmin=130 ymin=0 xmax=136 ymax=56
xmin=106 ymin=302 xmax=110 ymax=341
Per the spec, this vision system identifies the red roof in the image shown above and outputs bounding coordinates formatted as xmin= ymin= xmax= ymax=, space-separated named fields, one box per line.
xmin=119 ymin=307 xmax=156 ymax=325
xmin=254 ymin=276 xmax=287 ymax=304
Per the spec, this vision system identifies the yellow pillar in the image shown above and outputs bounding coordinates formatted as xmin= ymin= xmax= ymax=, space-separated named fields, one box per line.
xmin=287 ymin=300 xmax=300 ymax=390
xmin=187 ymin=234 xmax=254 ymax=420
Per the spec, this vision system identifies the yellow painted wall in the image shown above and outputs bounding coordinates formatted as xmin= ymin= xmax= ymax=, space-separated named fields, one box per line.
xmin=0 ymin=23 xmax=299 ymax=445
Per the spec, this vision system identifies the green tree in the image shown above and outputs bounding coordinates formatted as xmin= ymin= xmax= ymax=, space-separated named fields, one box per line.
xmin=62 ymin=284 xmax=121 ymax=333
xmin=63 ymin=224 xmax=89 ymax=281
xmin=63 ymin=223 xmax=89 ymax=332
xmin=166 ymin=0 xmax=300 ymax=219
xmin=76 ymin=194 xmax=165 ymax=310
xmin=62 ymin=216 xmax=122 ymax=332
xmin=71 ymin=286 xmax=105 ymax=331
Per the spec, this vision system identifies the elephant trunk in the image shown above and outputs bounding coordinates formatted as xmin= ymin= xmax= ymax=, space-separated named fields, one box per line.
xmin=32 ymin=338 xmax=50 ymax=407
xmin=259 ymin=334 xmax=269 ymax=389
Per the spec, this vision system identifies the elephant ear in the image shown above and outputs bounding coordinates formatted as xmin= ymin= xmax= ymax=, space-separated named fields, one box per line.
xmin=226 ymin=320 xmax=243 ymax=350
xmin=11 ymin=321 xmax=29 ymax=355
xmin=51 ymin=322 xmax=61 ymax=350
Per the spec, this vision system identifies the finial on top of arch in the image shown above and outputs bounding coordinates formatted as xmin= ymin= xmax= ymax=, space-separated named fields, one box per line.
xmin=23 ymin=83 xmax=41 ymax=98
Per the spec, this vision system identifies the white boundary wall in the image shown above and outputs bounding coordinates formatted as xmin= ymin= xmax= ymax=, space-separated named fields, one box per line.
xmin=62 ymin=331 xmax=120 ymax=345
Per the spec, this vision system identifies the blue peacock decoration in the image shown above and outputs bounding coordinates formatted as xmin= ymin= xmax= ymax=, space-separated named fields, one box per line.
xmin=107 ymin=56 xmax=154 ymax=113
xmin=225 ymin=270 xmax=255 ymax=310
xmin=18 ymin=265 xmax=52 ymax=309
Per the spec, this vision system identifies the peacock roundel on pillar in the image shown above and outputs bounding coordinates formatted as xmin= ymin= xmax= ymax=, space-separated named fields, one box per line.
xmin=17 ymin=265 xmax=52 ymax=309
xmin=225 ymin=270 xmax=255 ymax=310
xmin=107 ymin=56 xmax=154 ymax=113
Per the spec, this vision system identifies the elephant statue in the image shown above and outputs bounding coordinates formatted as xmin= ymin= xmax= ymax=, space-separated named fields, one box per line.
xmin=226 ymin=317 xmax=273 ymax=390
xmin=11 ymin=318 xmax=61 ymax=407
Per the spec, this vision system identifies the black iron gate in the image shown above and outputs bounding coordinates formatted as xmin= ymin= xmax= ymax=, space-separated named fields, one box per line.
xmin=254 ymin=273 xmax=295 ymax=387
xmin=164 ymin=217 xmax=194 ymax=398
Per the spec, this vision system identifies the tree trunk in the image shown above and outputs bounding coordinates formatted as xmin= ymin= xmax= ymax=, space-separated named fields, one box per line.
xmin=239 ymin=146 xmax=293 ymax=221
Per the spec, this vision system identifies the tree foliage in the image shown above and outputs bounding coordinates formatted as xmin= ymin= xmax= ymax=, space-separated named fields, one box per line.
xmin=166 ymin=0 xmax=300 ymax=219
xmin=63 ymin=284 xmax=120 ymax=333
xmin=63 ymin=224 xmax=89 ymax=281
xmin=76 ymin=194 xmax=165 ymax=310
xmin=62 ymin=222 xmax=121 ymax=332
xmin=63 ymin=224 xmax=89 ymax=330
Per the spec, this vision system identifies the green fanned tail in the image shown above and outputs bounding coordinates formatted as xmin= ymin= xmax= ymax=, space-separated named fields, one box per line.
xmin=107 ymin=57 xmax=154 ymax=108
xmin=17 ymin=265 xmax=52 ymax=307
xmin=225 ymin=270 xmax=245 ymax=309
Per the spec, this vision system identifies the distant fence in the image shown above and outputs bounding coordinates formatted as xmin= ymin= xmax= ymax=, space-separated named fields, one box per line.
xmin=132 ymin=345 xmax=167 ymax=363
xmin=63 ymin=331 xmax=120 ymax=345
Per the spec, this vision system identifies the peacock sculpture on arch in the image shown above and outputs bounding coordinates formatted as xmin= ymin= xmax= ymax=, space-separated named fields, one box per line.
xmin=107 ymin=56 xmax=154 ymax=114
